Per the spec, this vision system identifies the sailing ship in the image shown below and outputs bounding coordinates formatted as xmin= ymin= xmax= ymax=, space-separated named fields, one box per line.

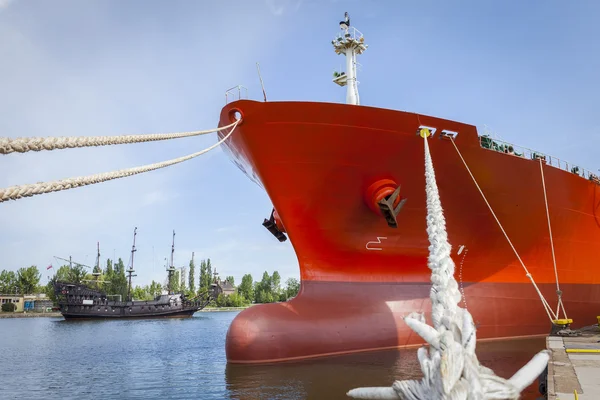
xmin=217 ymin=13 xmax=600 ymax=363
xmin=53 ymin=228 xmax=217 ymax=319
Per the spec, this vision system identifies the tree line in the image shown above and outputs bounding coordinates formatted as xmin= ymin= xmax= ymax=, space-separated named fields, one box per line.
xmin=0 ymin=257 xmax=301 ymax=308
xmin=0 ymin=266 xmax=41 ymax=295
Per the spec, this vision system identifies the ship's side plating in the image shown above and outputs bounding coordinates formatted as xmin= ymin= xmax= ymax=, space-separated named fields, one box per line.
xmin=216 ymin=12 xmax=600 ymax=364
xmin=218 ymin=99 xmax=600 ymax=363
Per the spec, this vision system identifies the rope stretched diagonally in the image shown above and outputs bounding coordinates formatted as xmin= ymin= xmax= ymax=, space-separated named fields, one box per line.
xmin=0 ymin=120 xmax=240 ymax=203
xmin=538 ymin=158 xmax=568 ymax=320
xmin=0 ymin=121 xmax=239 ymax=155
xmin=448 ymin=137 xmax=557 ymax=323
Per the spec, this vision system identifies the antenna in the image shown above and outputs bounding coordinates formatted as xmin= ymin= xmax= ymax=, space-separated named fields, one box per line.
xmin=256 ymin=62 xmax=267 ymax=102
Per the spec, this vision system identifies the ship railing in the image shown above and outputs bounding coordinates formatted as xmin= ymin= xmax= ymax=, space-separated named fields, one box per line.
xmin=334 ymin=26 xmax=364 ymax=43
xmin=478 ymin=135 xmax=598 ymax=182
xmin=225 ymin=85 xmax=248 ymax=105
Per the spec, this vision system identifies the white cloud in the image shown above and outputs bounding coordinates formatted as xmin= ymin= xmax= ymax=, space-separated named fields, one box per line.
xmin=0 ymin=0 xmax=14 ymax=10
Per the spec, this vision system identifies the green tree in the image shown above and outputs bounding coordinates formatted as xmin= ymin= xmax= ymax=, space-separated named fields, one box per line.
xmin=17 ymin=266 xmax=41 ymax=294
xmin=180 ymin=267 xmax=187 ymax=294
xmin=225 ymin=276 xmax=235 ymax=286
xmin=271 ymin=271 xmax=281 ymax=298
xmin=148 ymin=280 xmax=162 ymax=298
xmin=0 ymin=270 xmax=17 ymax=293
xmin=111 ymin=258 xmax=128 ymax=299
xmin=104 ymin=259 xmax=114 ymax=276
xmin=44 ymin=279 xmax=57 ymax=304
xmin=283 ymin=277 xmax=300 ymax=301
xmin=170 ymin=270 xmax=181 ymax=294
xmin=103 ymin=259 xmax=114 ymax=293
xmin=227 ymin=292 xmax=246 ymax=307
xmin=132 ymin=285 xmax=152 ymax=300
xmin=188 ymin=258 xmax=196 ymax=294
xmin=67 ymin=264 xmax=87 ymax=284
xmin=55 ymin=265 xmax=71 ymax=281
xmin=206 ymin=258 xmax=213 ymax=287
xmin=254 ymin=271 xmax=274 ymax=303
xmin=238 ymin=274 xmax=254 ymax=303
xmin=199 ymin=259 xmax=207 ymax=293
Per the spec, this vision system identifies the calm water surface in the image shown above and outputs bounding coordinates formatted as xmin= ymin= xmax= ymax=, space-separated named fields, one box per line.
xmin=0 ymin=312 xmax=545 ymax=399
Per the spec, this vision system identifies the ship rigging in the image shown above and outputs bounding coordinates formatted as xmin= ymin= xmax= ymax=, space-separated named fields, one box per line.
xmin=51 ymin=228 xmax=217 ymax=319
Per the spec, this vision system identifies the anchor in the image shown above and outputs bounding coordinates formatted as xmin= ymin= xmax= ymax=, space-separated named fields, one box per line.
xmin=262 ymin=208 xmax=288 ymax=242
xmin=377 ymin=185 xmax=407 ymax=228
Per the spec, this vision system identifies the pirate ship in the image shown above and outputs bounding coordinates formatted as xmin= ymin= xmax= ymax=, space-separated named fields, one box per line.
xmin=53 ymin=229 xmax=217 ymax=319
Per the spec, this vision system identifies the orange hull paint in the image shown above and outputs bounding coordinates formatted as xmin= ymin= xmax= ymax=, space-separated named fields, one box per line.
xmin=218 ymin=100 xmax=600 ymax=363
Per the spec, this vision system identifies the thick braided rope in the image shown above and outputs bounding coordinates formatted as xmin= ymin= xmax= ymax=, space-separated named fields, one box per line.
xmin=347 ymin=132 xmax=549 ymax=400
xmin=0 ymin=121 xmax=239 ymax=154
xmin=0 ymin=120 xmax=239 ymax=203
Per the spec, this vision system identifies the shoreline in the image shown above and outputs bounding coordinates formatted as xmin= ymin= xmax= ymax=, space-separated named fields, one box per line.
xmin=0 ymin=312 xmax=62 ymax=319
xmin=198 ymin=306 xmax=253 ymax=312
xmin=0 ymin=305 xmax=253 ymax=318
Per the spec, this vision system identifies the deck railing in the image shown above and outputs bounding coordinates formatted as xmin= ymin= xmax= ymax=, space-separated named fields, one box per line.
xmin=478 ymin=135 xmax=599 ymax=183
xmin=334 ymin=26 xmax=364 ymax=43
xmin=225 ymin=85 xmax=248 ymax=105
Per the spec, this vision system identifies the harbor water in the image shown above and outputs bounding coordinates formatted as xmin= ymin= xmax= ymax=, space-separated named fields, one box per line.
xmin=0 ymin=311 xmax=545 ymax=399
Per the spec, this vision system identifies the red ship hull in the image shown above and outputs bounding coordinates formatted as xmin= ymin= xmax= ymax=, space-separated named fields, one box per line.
xmin=218 ymin=100 xmax=600 ymax=364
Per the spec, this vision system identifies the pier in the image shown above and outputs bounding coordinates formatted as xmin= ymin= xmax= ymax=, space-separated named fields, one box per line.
xmin=545 ymin=321 xmax=600 ymax=399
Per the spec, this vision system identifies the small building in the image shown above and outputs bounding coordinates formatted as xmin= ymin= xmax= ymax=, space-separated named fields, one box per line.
xmin=1 ymin=293 xmax=54 ymax=313
xmin=26 ymin=294 xmax=54 ymax=312
xmin=0 ymin=294 xmax=23 ymax=312
xmin=215 ymin=278 xmax=236 ymax=297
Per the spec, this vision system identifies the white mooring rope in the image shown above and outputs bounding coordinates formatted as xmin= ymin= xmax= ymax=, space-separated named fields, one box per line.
xmin=538 ymin=158 xmax=568 ymax=320
xmin=0 ymin=121 xmax=239 ymax=155
xmin=346 ymin=130 xmax=549 ymax=400
xmin=448 ymin=138 xmax=557 ymax=323
xmin=0 ymin=120 xmax=240 ymax=203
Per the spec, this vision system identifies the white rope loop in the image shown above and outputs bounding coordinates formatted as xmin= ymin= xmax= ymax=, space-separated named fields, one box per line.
xmin=0 ymin=121 xmax=239 ymax=155
xmin=0 ymin=120 xmax=240 ymax=203
xmin=448 ymin=138 xmax=558 ymax=323
xmin=347 ymin=131 xmax=550 ymax=400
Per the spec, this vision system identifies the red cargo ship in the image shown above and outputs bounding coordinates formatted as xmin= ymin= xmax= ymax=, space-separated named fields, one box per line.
xmin=218 ymin=14 xmax=600 ymax=364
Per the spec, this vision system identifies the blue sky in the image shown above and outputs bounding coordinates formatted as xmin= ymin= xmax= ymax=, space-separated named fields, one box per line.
xmin=1 ymin=0 xmax=598 ymax=288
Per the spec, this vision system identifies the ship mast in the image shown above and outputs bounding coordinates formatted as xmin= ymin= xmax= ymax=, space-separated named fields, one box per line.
xmin=167 ymin=230 xmax=176 ymax=294
xmin=331 ymin=12 xmax=368 ymax=105
xmin=93 ymin=242 xmax=101 ymax=277
xmin=126 ymin=227 xmax=137 ymax=302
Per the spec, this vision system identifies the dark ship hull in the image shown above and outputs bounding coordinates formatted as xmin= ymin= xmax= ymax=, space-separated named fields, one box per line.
xmin=61 ymin=307 xmax=199 ymax=320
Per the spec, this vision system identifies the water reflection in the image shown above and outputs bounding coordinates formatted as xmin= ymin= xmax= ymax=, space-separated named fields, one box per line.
xmin=225 ymin=336 xmax=546 ymax=400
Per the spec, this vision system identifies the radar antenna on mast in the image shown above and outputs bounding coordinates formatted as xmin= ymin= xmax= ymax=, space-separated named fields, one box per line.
xmin=339 ymin=12 xmax=350 ymax=31
xmin=331 ymin=12 xmax=367 ymax=105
